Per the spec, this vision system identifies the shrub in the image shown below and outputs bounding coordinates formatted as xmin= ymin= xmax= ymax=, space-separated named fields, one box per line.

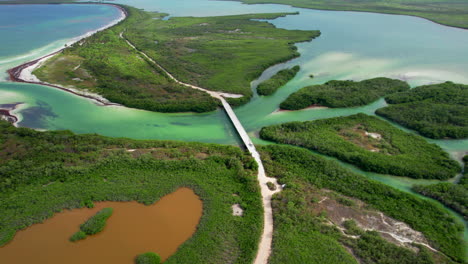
xmin=135 ymin=252 xmax=161 ymax=264
xmin=80 ymin=208 xmax=113 ymax=235
xmin=69 ymin=230 xmax=87 ymax=242
xmin=266 ymin=181 xmax=277 ymax=191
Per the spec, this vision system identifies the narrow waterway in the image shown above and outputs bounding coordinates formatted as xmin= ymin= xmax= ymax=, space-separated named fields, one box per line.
xmin=0 ymin=188 xmax=202 ymax=263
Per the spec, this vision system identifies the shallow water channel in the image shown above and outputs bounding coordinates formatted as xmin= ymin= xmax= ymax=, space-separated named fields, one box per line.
xmin=0 ymin=188 xmax=202 ymax=263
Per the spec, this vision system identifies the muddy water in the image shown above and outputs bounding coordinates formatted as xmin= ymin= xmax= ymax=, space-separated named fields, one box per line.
xmin=0 ymin=188 xmax=202 ymax=263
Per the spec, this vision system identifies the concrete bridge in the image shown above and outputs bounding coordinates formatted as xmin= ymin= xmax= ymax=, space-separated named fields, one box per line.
xmin=220 ymin=97 xmax=282 ymax=264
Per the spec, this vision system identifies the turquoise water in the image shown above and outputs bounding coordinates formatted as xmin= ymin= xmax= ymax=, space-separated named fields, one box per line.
xmin=0 ymin=0 xmax=467 ymax=244
xmin=0 ymin=4 xmax=122 ymax=80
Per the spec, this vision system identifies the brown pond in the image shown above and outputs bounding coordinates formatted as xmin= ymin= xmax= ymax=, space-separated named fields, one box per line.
xmin=0 ymin=188 xmax=202 ymax=263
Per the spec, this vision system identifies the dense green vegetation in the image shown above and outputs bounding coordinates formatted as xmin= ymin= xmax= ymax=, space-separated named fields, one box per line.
xmin=34 ymin=6 xmax=218 ymax=113
xmin=376 ymin=82 xmax=468 ymax=139
xmin=280 ymin=77 xmax=409 ymax=110
xmin=79 ymin=207 xmax=113 ymax=237
xmin=413 ymin=183 xmax=468 ymax=220
xmin=0 ymin=120 xmax=262 ymax=263
xmin=123 ymin=9 xmax=320 ymax=106
xmin=256 ymin=65 xmax=300 ymax=96
xmin=413 ymin=156 xmax=468 ymax=220
xmin=237 ymin=0 xmax=468 ymax=29
xmin=259 ymin=144 xmax=465 ymax=262
xmin=268 ymin=181 xmax=444 ymax=263
xmin=268 ymin=186 xmax=359 ymax=264
xmin=260 ymin=113 xmax=460 ymax=179
xmin=69 ymin=230 xmax=87 ymax=242
xmin=135 ymin=252 xmax=161 ymax=264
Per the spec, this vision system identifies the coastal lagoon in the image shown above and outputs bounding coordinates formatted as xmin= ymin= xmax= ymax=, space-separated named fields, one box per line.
xmin=0 ymin=0 xmax=467 ymax=243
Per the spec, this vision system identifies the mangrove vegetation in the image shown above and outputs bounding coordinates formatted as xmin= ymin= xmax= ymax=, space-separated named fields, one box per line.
xmin=70 ymin=207 xmax=114 ymax=241
xmin=260 ymin=113 xmax=460 ymax=179
xmin=257 ymin=65 xmax=300 ymax=96
xmin=376 ymin=81 xmax=468 ymax=139
xmin=413 ymin=156 xmax=468 ymax=220
xmin=259 ymin=144 xmax=465 ymax=262
xmin=280 ymin=77 xmax=409 ymax=110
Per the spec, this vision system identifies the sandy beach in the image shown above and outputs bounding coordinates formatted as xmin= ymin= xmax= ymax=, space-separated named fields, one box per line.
xmin=7 ymin=4 xmax=127 ymax=106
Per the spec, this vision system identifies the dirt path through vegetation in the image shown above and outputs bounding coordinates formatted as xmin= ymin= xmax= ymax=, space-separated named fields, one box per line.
xmin=119 ymin=32 xmax=243 ymax=100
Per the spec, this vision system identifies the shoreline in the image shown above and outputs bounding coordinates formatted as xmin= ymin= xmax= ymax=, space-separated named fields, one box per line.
xmin=0 ymin=103 xmax=21 ymax=126
xmin=6 ymin=3 xmax=128 ymax=107
xmin=0 ymin=109 xmax=18 ymax=125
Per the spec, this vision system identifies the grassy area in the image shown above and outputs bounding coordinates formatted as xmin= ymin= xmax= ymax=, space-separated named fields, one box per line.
xmin=260 ymin=113 xmax=460 ymax=179
xmin=237 ymin=0 xmax=468 ymax=29
xmin=280 ymin=77 xmax=410 ymax=110
xmin=257 ymin=65 xmax=300 ymax=96
xmin=0 ymin=120 xmax=262 ymax=263
xmin=376 ymin=81 xmax=468 ymax=139
xmin=34 ymin=6 xmax=218 ymax=113
xmin=259 ymin=144 xmax=465 ymax=262
xmin=413 ymin=156 xmax=468 ymax=220
xmin=123 ymin=10 xmax=320 ymax=106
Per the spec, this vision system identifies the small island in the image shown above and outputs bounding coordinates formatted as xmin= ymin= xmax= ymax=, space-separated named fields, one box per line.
xmin=257 ymin=65 xmax=300 ymax=96
xmin=280 ymin=77 xmax=409 ymax=110
xmin=70 ymin=208 xmax=114 ymax=242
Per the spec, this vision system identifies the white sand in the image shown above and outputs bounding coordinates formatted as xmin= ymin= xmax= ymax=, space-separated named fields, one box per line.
xmin=18 ymin=5 xmax=126 ymax=83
